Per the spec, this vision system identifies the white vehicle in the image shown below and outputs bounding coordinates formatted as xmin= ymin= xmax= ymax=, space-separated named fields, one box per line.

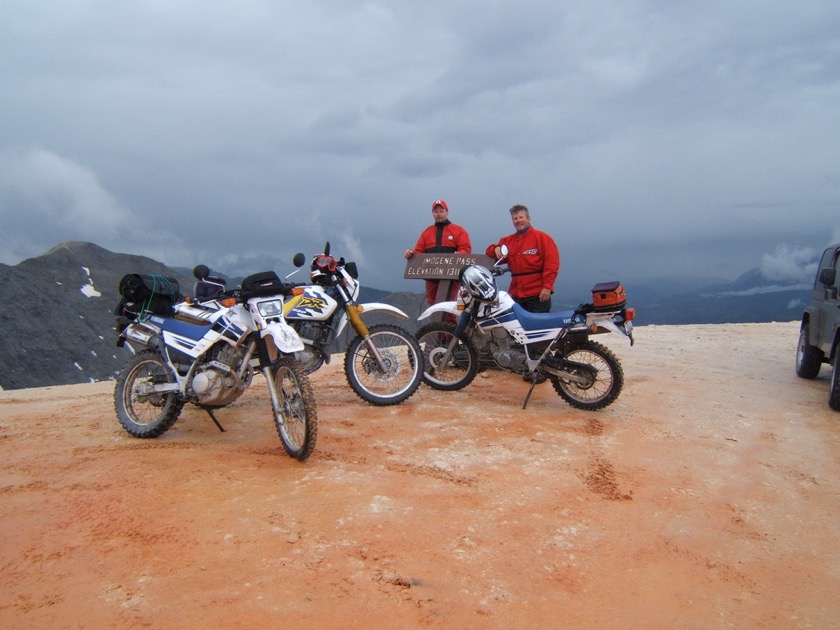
xmin=283 ymin=242 xmax=424 ymax=406
xmin=416 ymin=248 xmax=635 ymax=410
xmin=114 ymin=270 xmax=317 ymax=460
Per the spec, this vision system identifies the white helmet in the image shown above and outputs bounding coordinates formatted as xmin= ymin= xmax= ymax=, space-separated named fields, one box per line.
xmin=460 ymin=265 xmax=498 ymax=302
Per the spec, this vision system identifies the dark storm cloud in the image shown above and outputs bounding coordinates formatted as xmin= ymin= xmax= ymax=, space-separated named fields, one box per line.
xmin=1 ymin=1 xmax=839 ymax=291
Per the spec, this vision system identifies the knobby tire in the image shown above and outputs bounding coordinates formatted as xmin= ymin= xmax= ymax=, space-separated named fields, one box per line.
xmin=344 ymin=323 xmax=423 ymax=406
xmin=272 ymin=357 xmax=318 ymax=460
xmin=114 ymin=350 xmax=184 ymax=438
xmin=415 ymin=321 xmax=479 ymax=391
xmin=550 ymin=340 xmax=623 ymax=411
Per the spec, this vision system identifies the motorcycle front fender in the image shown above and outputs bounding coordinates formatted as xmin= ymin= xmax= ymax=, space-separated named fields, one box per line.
xmin=263 ymin=321 xmax=305 ymax=353
xmin=418 ymin=301 xmax=460 ymax=320
xmin=358 ymin=302 xmax=410 ymax=320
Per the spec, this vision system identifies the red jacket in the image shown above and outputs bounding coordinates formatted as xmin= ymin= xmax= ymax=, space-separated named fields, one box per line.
xmin=486 ymin=227 xmax=560 ymax=299
xmin=414 ymin=221 xmax=471 ymax=255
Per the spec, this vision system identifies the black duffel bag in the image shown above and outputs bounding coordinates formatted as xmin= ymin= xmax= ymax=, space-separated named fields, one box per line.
xmin=116 ymin=274 xmax=182 ymax=320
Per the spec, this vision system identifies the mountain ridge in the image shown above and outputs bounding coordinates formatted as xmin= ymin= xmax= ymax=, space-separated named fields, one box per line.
xmin=0 ymin=241 xmax=807 ymax=390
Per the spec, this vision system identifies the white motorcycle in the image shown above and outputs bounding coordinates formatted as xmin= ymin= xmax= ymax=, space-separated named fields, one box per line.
xmin=282 ymin=242 xmax=424 ymax=406
xmin=415 ymin=249 xmax=635 ymax=410
xmin=114 ymin=269 xmax=318 ymax=461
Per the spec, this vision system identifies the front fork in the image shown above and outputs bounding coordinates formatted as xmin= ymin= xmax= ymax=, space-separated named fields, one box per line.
xmin=346 ymin=304 xmax=389 ymax=372
xmin=432 ymin=309 xmax=473 ymax=374
xmin=254 ymin=335 xmax=287 ymax=427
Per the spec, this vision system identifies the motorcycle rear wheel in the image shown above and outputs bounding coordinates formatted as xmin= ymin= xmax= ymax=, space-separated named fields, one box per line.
xmin=549 ymin=340 xmax=623 ymax=411
xmin=114 ymin=350 xmax=184 ymax=438
xmin=272 ymin=357 xmax=318 ymax=460
xmin=344 ymin=323 xmax=423 ymax=405
xmin=415 ymin=322 xmax=478 ymax=391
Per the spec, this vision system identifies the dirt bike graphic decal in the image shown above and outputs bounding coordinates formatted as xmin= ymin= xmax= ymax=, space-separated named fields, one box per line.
xmin=283 ymin=289 xmax=334 ymax=318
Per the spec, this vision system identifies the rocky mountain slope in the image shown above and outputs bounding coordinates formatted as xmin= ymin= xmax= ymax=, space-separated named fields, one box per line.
xmin=0 ymin=240 xmax=809 ymax=390
xmin=0 ymin=241 xmax=427 ymax=391
xmin=0 ymin=242 xmax=197 ymax=390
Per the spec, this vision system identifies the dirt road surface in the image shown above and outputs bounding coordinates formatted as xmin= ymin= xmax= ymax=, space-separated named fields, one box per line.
xmin=2 ymin=321 xmax=839 ymax=629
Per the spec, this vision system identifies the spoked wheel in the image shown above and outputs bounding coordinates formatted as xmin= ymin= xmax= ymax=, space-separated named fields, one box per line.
xmin=272 ymin=357 xmax=318 ymax=460
xmin=114 ymin=350 xmax=184 ymax=438
xmin=344 ymin=323 xmax=424 ymax=405
xmin=415 ymin=322 xmax=478 ymax=391
xmin=548 ymin=341 xmax=623 ymax=411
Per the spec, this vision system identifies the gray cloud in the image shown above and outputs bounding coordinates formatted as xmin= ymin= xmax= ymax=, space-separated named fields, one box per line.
xmin=1 ymin=1 xmax=839 ymax=292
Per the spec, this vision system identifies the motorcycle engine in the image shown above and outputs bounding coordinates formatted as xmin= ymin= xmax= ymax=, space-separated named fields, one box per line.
xmin=293 ymin=321 xmax=326 ymax=345
xmin=190 ymin=345 xmax=250 ymax=406
xmin=494 ymin=348 xmax=527 ymax=372
xmin=290 ymin=322 xmax=329 ymax=374
xmin=297 ymin=344 xmax=326 ymax=374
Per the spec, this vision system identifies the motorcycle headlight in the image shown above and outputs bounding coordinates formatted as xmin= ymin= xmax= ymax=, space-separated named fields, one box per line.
xmin=257 ymin=299 xmax=284 ymax=318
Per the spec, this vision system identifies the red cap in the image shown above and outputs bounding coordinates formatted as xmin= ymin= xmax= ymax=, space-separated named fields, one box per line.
xmin=432 ymin=199 xmax=448 ymax=211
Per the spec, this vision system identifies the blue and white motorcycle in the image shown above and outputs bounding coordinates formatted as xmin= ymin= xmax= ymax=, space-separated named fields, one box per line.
xmin=415 ymin=250 xmax=635 ymax=410
xmin=114 ymin=269 xmax=317 ymax=460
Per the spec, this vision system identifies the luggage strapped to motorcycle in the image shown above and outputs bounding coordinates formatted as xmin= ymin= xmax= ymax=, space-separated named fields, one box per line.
xmin=116 ymin=273 xmax=182 ymax=321
xmin=591 ymin=281 xmax=626 ymax=312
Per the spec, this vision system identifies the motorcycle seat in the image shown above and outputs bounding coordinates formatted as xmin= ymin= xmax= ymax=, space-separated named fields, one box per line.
xmin=511 ymin=302 xmax=578 ymax=331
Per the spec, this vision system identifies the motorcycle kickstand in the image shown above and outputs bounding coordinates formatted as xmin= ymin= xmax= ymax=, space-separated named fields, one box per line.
xmin=202 ymin=407 xmax=226 ymax=432
xmin=522 ymin=380 xmax=537 ymax=410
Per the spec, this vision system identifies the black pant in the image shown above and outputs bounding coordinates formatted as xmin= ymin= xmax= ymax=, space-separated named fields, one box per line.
xmin=514 ymin=295 xmax=551 ymax=313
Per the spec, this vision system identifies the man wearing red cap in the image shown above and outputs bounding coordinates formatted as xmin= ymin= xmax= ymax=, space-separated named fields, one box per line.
xmin=404 ymin=199 xmax=472 ymax=306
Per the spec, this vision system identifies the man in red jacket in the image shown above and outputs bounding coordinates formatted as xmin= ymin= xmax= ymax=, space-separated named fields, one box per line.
xmin=486 ymin=204 xmax=560 ymax=313
xmin=404 ymin=199 xmax=472 ymax=305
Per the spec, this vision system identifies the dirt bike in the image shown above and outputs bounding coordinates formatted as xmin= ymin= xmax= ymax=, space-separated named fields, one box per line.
xmin=415 ymin=249 xmax=635 ymax=410
xmin=113 ymin=269 xmax=318 ymax=460
xmin=282 ymin=242 xmax=424 ymax=406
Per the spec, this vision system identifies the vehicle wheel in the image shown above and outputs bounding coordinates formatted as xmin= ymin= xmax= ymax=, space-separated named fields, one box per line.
xmin=344 ymin=324 xmax=424 ymax=405
xmin=415 ymin=322 xmax=478 ymax=391
xmin=114 ymin=350 xmax=184 ymax=438
xmin=795 ymin=322 xmax=823 ymax=379
xmin=829 ymin=349 xmax=840 ymax=412
xmin=272 ymin=357 xmax=318 ymax=460
xmin=549 ymin=340 xmax=623 ymax=411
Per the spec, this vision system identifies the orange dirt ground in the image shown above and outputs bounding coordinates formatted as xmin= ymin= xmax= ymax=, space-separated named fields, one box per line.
xmin=1 ymin=321 xmax=839 ymax=629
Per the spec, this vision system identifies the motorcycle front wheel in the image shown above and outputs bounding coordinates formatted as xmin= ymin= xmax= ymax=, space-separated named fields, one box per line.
xmin=114 ymin=350 xmax=184 ymax=438
xmin=344 ymin=323 xmax=423 ymax=405
xmin=549 ymin=340 xmax=624 ymax=411
xmin=272 ymin=357 xmax=318 ymax=460
xmin=415 ymin=322 xmax=478 ymax=391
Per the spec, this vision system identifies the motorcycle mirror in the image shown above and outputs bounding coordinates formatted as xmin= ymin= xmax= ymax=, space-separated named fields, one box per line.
xmin=292 ymin=252 xmax=306 ymax=268
xmin=499 ymin=244 xmax=509 ymax=258
xmin=193 ymin=264 xmax=210 ymax=280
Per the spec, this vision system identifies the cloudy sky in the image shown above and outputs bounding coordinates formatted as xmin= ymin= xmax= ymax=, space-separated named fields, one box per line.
xmin=2 ymin=1 xmax=839 ymax=292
